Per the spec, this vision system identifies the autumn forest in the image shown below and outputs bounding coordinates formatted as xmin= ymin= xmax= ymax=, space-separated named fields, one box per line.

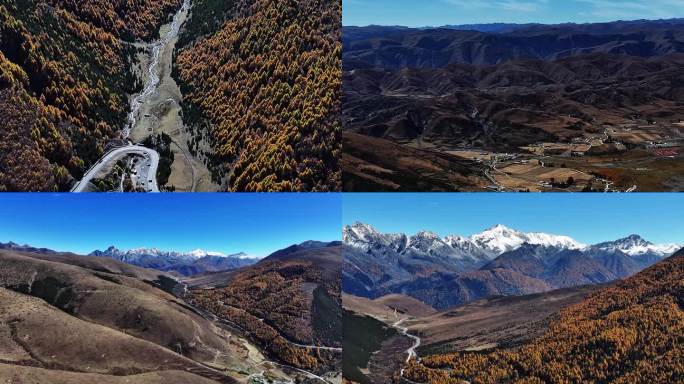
xmin=0 ymin=0 xmax=341 ymax=191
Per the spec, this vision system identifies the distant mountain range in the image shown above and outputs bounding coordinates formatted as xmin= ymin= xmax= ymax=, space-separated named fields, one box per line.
xmin=343 ymin=222 xmax=680 ymax=309
xmin=89 ymin=246 xmax=260 ymax=276
xmin=343 ymin=19 xmax=684 ymax=70
xmin=0 ymin=239 xmax=341 ymax=382
xmin=0 ymin=241 xmax=260 ymax=277
xmin=342 ymin=18 xmax=684 ymax=190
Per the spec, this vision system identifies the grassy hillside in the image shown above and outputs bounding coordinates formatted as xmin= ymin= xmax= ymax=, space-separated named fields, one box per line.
xmin=403 ymin=249 xmax=684 ymax=384
xmin=0 ymin=249 xmax=238 ymax=383
xmin=0 ymin=0 xmax=179 ymax=191
xmin=175 ymin=0 xmax=341 ymax=191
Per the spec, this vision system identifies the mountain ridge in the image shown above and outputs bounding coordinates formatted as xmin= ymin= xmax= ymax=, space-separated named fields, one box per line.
xmin=343 ymin=222 xmax=679 ymax=309
xmin=88 ymin=246 xmax=259 ymax=277
xmin=343 ymin=19 xmax=684 ymax=70
xmin=404 ymin=246 xmax=684 ymax=382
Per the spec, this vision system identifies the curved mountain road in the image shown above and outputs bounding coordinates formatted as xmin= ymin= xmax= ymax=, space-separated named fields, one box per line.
xmin=71 ymin=145 xmax=160 ymax=192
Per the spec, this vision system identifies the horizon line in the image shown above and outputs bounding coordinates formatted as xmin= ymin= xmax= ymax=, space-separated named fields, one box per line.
xmin=342 ymin=16 xmax=684 ymax=29
xmin=0 ymin=238 xmax=339 ymax=259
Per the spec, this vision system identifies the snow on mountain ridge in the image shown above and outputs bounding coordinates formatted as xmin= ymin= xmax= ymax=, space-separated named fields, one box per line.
xmin=343 ymin=223 xmax=681 ymax=264
xmin=468 ymin=224 xmax=586 ymax=255
xmin=593 ymin=235 xmax=681 ymax=256
xmin=343 ymin=222 xmax=408 ymax=252
xmin=91 ymin=246 xmax=255 ymax=260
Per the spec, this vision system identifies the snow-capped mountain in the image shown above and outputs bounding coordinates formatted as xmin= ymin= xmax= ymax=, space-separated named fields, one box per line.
xmin=89 ymin=246 xmax=259 ymax=276
xmin=591 ymin=235 xmax=680 ymax=257
xmin=343 ymin=222 xmax=682 ymax=309
xmin=408 ymin=230 xmax=469 ymax=259
xmin=343 ymin=222 xmax=680 ymax=277
xmin=465 ymin=224 xmax=585 ymax=256
xmin=343 ymin=222 xmax=408 ymax=252
xmin=344 ymin=222 xmax=586 ymax=262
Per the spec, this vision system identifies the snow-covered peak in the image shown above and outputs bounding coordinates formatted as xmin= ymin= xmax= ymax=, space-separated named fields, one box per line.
xmin=90 ymin=246 xmax=252 ymax=261
xmin=594 ymin=235 xmax=680 ymax=257
xmin=345 ymin=222 xmax=587 ymax=262
xmin=411 ymin=230 xmax=441 ymax=242
xmin=468 ymin=224 xmax=584 ymax=255
xmin=408 ymin=231 xmax=473 ymax=260
xmin=409 ymin=231 xmax=447 ymax=250
xmin=344 ymin=222 xmax=408 ymax=252
xmin=343 ymin=222 xmax=382 ymax=243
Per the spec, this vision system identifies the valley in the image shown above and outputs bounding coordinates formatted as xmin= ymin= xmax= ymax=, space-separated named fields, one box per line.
xmin=341 ymin=220 xmax=683 ymax=383
xmin=342 ymin=21 xmax=684 ymax=191
xmin=400 ymin=248 xmax=684 ymax=383
xmin=0 ymin=241 xmax=342 ymax=384
xmin=71 ymin=0 xmax=217 ymax=192
xmin=343 ymin=286 xmax=597 ymax=384
xmin=0 ymin=0 xmax=341 ymax=192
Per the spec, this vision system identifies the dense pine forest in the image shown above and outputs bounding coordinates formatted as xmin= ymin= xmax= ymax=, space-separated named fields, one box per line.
xmin=0 ymin=0 xmax=180 ymax=191
xmin=403 ymin=248 xmax=684 ymax=384
xmin=1 ymin=0 xmax=341 ymax=192
xmin=175 ymin=0 xmax=341 ymax=191
xmin=188 ymin=245 xmax=342 ymax=372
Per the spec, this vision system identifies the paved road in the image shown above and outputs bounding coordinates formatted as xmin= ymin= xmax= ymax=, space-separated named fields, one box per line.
xmin=71 ymin=145 xmax=160 ymax=192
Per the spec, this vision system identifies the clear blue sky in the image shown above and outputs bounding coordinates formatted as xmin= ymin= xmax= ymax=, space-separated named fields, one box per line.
xmin=0 ymin=194 xmax=341 ymax=257
xmin=343 ymin=0 xmax=684 ymax=27
xmin=343 ymin=193 xmax=684 ymax=245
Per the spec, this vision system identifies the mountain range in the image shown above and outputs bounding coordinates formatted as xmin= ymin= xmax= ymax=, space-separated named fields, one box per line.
xmin=343 ymin=19 xmax=684 ymax=70
xmin=0 ymin=242 xmax=260 ymax=277
xmin=342 ymin=18 xmax=684 ymax=192
xmin=343 ymin=222 xmax=679 ymax=309
xmin=89 ymin=246 xmax=260 ymax=276
xmin=0 ymin=239 xmax=341 ymax=383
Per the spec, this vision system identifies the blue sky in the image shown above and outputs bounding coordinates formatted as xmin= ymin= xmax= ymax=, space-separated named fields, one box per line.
xmin=343 ymin=0 xmax=684 ymax=27
xmin=0 ymin=194 xmax=341 ymax=257
xmin=343 ymin=193 xmax=684 ymax=245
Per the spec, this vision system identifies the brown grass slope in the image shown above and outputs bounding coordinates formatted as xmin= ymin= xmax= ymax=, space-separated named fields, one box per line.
xmin=342 ymin=132 xmax=487 ymax=192
xmin=0 ymin=250 xmax=237 ymax=382
xmin=0 ymin=365 xmax=220 ymax=384
xmin=411 ymin=285 xmax=600 ymax=355
xmin=343 ymin=293 xmax=438 ymax=319
xmin=404 ymin=248 xmax=684 ymax=384
xmin=0 ymin=287 xmax=227 ymax=382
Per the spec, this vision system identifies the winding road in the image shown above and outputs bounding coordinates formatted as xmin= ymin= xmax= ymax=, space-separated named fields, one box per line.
xmin=392 ymin=317 xmax=423 ymax=384
xmin=394 ymin=318 xmax=421 ymax=363
xmin=70 ymin=144 xmax=160 ymax=192
xmin=179 ymin=287 xmax=338 ymax=384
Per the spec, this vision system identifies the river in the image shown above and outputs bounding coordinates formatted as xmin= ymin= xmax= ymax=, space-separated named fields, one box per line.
xmin=123 ymin=0 xmax=191 ymax=138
